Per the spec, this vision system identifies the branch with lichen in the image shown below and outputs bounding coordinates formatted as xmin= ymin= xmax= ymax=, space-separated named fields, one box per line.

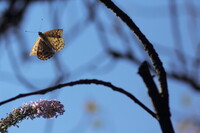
xmin=0 ymin=99 xmax=65 ymax=133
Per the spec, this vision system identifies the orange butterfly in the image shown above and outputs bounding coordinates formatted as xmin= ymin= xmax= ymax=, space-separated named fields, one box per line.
xmin=30 ymin=29 xmax=64 ymax=60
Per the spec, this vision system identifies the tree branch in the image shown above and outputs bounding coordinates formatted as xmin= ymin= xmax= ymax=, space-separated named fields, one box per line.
xmin=98 ymin=0 xmax=174 ymax=132
xmin=98 ymin=0 xmax=169 ymax=112
xmin=138 ymin=61 xmax=174 ymax=133
xmin=0 ymin=79 xmax=156 ymax=118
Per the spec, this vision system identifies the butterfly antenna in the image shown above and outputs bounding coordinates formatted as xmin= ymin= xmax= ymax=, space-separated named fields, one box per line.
xmin=38 ymin=18 xmax=44 ymax=32
xmin=25 ymin=30 xmax=37 ymax=33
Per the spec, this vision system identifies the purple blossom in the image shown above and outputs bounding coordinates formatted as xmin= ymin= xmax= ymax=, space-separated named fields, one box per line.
xmin=0 ymin=99 xmax=65 ymax=132
xmin=31 ymin=99 xmax=65 ymax=118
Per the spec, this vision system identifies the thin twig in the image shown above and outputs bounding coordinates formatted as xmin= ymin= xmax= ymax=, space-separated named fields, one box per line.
xmin=0 ymin=79 xmax=156 ymax=118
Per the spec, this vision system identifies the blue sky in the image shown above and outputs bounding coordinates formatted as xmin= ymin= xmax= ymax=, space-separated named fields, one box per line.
xmin=0 ymin=0 xmax=200 ymax=133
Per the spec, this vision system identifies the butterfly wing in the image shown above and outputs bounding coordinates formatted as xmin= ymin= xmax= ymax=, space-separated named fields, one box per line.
xmin=43 ymin=29 xmax=63 ymax=38
xmin=43 ymin=29 xmax=64 ymax=52
xmin=47 ymin=37 xmax=64 ymax=52
xmin=30 ymin=37 xmax=55 ymax=60
xmin=37 ymin=39 xmax=55 ymax=60
xmin=30 ymin=38 xmax=40 ymax=56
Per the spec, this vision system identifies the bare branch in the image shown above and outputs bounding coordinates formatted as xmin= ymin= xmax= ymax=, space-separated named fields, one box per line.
xmin=98 ymin=0 xmax=169 ymax=108
xmin=0 ymin=79 xmax=156 ymax=118
xmin=138 ymin=61 xmax=174 ymax=133
xmin=98 ymin=0 xmax=174 ymax=132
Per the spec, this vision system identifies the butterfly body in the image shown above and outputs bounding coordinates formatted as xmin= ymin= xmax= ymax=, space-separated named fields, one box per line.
xmin=30 ymin=29 xmax=64 ymax=60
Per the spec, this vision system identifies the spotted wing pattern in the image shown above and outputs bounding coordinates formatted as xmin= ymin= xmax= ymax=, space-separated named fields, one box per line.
xmin=47 ymin=37 xmax=64 ymax=52
xmin=30 ymin=29 xmax=64 ymax=60
xmin=37 ymin=39 xmax=55 ymax=60
xmin=30 ymin=38 xmax=54 ymax=60
xmin=43 ymin=29 xmax=63 ymax=38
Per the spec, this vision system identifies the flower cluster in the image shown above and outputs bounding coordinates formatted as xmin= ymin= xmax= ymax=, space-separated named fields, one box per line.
xmin=31 ymin=99 xmax=65 ymax=119
xmin=0 ymin=99 xmax=65 ymax=133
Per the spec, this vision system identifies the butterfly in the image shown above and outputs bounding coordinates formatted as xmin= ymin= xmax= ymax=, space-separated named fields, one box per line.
xmin=30 ymin=29 xmax=64 ymax=60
